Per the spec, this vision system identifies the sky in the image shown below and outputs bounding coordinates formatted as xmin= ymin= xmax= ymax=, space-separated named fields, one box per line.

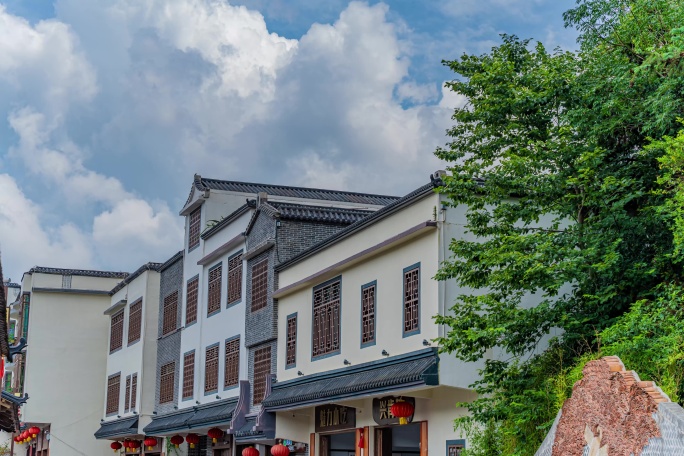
xmin=0 ymin=0 xmax=578 ymax=281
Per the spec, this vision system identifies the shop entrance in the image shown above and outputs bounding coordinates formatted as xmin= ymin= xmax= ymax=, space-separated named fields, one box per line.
xmin=375 ymin=422 xmax=421 ymax=456
xmin=320 ymin=431 xmax=356 ymax=456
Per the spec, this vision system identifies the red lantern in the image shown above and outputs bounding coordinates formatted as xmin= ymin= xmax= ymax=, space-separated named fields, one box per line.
xmin=207 ymin=427 xmax=224 ymax=444
xmin=185 ymin=433 xmax=200 ymax=448
xmin=143 ymin=437 xmax=157 ymax=450
xmin=111 ymin=441 xmax=123 ymax=452
xmin=170 ymin=435 xmax=184 ymax=448
xmin=390 ymin=400 xmax=415 ymax=425
xmin=271 ymin=443 xmax=290 ymax=456
xmin=130 ymin=440 xmax=141 ymax=449
xmin=21 ymin=430 xmax=29 ymax=442
xmin=29 ymin=426 xmax=40 ymax=437
xmin=242 ymin=447 xmax=260 ymax=456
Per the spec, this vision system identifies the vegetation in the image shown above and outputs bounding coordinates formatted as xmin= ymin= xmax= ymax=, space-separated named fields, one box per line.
xmin=434 ymin=1 xmax=684 ymax=454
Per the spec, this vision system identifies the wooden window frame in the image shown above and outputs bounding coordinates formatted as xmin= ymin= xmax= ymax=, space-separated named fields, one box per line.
xmin=403 ymin=264 xmax=421 ymax=336
xmin=162 ymin=291 xmax=178 ymax=336
xmin=188 ymin=207 xmax=201 ymax=251
xmin=130 ymin=373 xmax=137 ymax=411
xmin=250 ymin=259 xmax=269 ymax=312
xmin=207 ymin=263 xmax=222 ymax=316
xmin=124 ymin=375 xmax=131 ymax=412
xmin=109 ymin=310 xmax=124 ymax=353
xmin=106 ymin=373 xmax=121 ymax=416
xmin=227 ymin=252 xmax=243 ymax=306
xmin=252 ymin=345 xmax=271 ymax=405
xmin=186 ymin=275 xmax=199 ymax=326
xmin=204 ymin=343 xmax=220 ymax=394
xmin=361 ymin=281 xmax=377 ymax=347
xmin=285 ymin=313 xmax=297 ymax=368
xmin=182 ymin=351 xmax=195 ymax=400
xmin=224 ymin=336 xmax=240 ymax=389
xmin=311 ymin=277 xmax=341 ymax=360
xmin=159 ymin=362 xmax=175 ymax=404
xmin=127 ymin=299 xmax=143 ymax=345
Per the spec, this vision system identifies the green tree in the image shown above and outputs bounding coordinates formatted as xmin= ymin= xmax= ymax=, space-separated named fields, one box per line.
xmin=434 ymin=1 xmax=684 ymax=454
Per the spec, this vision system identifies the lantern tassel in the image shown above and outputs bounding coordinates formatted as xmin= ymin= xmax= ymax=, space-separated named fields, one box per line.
xmin=399 ymin=417 xmax=408 ymax=425
xmin=213 ymin=438 xmax=217 ymax=443
xmin=191 ymin=444 xmax=195 ymax=448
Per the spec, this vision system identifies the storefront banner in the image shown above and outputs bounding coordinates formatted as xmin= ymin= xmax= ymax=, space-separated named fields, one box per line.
xmin=314 ymin=404 xmax=356 ymax=433
xmin=372 ymin=396 xmax=416 ymax=425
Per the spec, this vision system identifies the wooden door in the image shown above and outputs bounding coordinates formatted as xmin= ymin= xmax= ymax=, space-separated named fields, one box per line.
xmin=374 ymin=428 xmax=392 ymax=456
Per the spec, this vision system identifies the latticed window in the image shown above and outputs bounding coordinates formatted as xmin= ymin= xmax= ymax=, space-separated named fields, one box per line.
xmin=159 ymin=362 xmax=175 ymax=404
xmin=188 ymin=207 xmax=201 ymax=250
xmin=124 ymin=375 xmax=131 ymax=412
xmin=251 ymin=259 xmax=268 ymax=312
xmin=208 ymin=264 xmax=222 ymax=315
xmin=224 ymin=337 xmax=240 ymax=388
xmin=227 ymin=254 xmax=243 ymax=305
xmin=130 ymin=373 xmax=137 ymax=410
xmin=128 ymin=299 xmax=142 ymax=344
xmin=186 ymin=277 xmax=199 ymax=325
xmin=253 ymin=346 xmax=271 ymax=405
xmin=106 ymin=374 xmax=120 ymax=415
xmin=403 ymin=266 xmax=420 ymax=334
xmin=110 ymin=311 xmax=124 ymax=353
xmin=205 ymin=345 xmax=219 ymax=393
xmin=183 ymin=351 xmax=195 ymax=399
xmin=162 ymin=291 xmax=178 ymax=336
xmin=286 ymin=315 xmax=297 ymax=367
xmin=361 ymin=283 xmax=376 ymax=345
xmin=312 ymin=279 xmax=341 ymax=357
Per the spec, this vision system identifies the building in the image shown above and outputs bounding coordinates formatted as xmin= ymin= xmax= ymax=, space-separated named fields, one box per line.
xmin=2 ymin=278 xmax=21 ymax=394
xmin=94 ymin=262 xmax=163 ymax=454
xmin=143 ymin=176 xmax=398 ymax=456
xmin=263 ymin=173 xmax=531 ymax=456
xmin=17 ymin=266 xmax=128 ymax=455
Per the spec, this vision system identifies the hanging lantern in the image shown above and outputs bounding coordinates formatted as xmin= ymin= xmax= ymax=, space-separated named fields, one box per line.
xmin=143 ymin=437 xmax=157 ymax=450
xmin=271 ymin=442 xmax=290 ymax=456
xmin=207 ymin=427 xmax=224 ymax=444
xmin=29 ymin=426 xmax=40 ymax=437
xmin=390 ymin=400 xmax=415 ymax=425
xmin=21 ymin=430 xmax=29 ymax=442
xmin=186 ymin=433 xmax=200 ymax=448
xmin=170 ymin=435 xmax=184 ymax=448
xmin=358 ymin=429 xmax=365 ymax=448
xmin=242 ymin=447 xmax=260 ymax=456
xmin=111 ymin=441 xmax=123 ymax=452
xmin=130 ymin=440 xmax=141 ymax=450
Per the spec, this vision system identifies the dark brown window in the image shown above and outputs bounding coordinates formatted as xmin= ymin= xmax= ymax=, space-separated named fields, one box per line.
xmin=124 ymin=375 xmax=131 ymax=412
xmin=186 ymin=277 xmax=199 ymax=325
xmin=312 ymin=279 xmax=341 ymax=358
xmin=128 ymin=299 xmax=142 ymax=345
xmin=183 ymin=352 xmax=195 ymax=399
xmin=403 ymin=265 xmax=420 ymax=334
xmin=159 ymin=362 xmax=175 ymax=404
xmin=224 ymin=337 xmax=240 ymax=388
xmin=286 ymin=315 xmax=297 ymax=367
xmin=253 ymin=345 xmax=271 ymax=405
xmin=251 ymin=259 xmax=268 ymax=312
xmin=109 ymin=311 xmax=124 ymax=353
xmin=205 ymin=345 xmax=219 ymax=393
xmin=130 ymin=373 xmax=137 ymax=410
xmin=106 ymin=374 xmax=120 ymax=415
xmin=227 ymin=254 xmax=243 ymax=305
xmin=162 ymin=291 xmax=178 ymax=336
xmin=361 ymin=283 xmax=376 ymax=345
xmin=208 ymin=264 xmax=222 ymax=315
xmin=188 ymin=207 xmax=201 ymax=250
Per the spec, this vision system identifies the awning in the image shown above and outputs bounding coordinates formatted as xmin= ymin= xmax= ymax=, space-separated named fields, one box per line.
xmin=233 ymin=417 xmax=274 ymax=442
xmin=263 ymin=348 xmax=439 ymax=410
xmin=187 ymin=398 xmax=238 ymax=428
xmin=142 ymin=409 xmax=195 ymax=435
xmin=94 ymin=416 xmax=138 ymax=439
xmin=0 ymin=392 xmax=24 ymax=433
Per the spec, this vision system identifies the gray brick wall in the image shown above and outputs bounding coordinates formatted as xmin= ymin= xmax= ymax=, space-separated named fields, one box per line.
xmin=276 ymin=220 xmax=348 ymax=265
xmin=155 ymin=254 xmax=184 ymax=414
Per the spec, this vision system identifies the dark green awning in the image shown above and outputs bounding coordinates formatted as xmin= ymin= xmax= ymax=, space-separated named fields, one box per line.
xmin=187 ymin=398 xmax=238 ymax=428
xmin=142 ymin=409 xmax=194 ymax=435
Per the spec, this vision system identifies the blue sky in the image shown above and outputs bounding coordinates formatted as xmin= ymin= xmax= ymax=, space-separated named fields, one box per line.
xmin=0 ymin=0 xmax=577 ymax=280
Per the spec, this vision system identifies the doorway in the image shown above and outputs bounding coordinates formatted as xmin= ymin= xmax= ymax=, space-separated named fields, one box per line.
xmin=320 ymin=431 xmax=356 ymax=456
xmin=375 ymin=422 xmax=421 ymax=456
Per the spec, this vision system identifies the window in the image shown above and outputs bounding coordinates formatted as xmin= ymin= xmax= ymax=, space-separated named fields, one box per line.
xmin=162 ymin=291 xmax=178 ymax=336
xmin=8 ymin=320 xmax=15 ymax=343
xmin=224 ymin=337 xmax=240 ymax=388
xmin=253 ymin=345 xmax=271 ymax=405
xmin=312 ymin=279 xmax=341 ymax=358
xmin=128 ymin=299 xmax=142 ymax=345
xmin=208 ymin=264 xmax=222 ymax=315
xmin=188 ymin=207 xmax=201 ymax=250
xmin=61 ymin=274 xmax=72 ymax=289
xmin=130 ymin=374 xmax=138 ymax=411
xmin=110 ymin=310 xmax=124 ymax=353
xmin=22 ymin=293 xmax=30 ymax=341
xmin=186 ymin=276 xmax=199 ymax=325
xmin=205 ymin=345 xmax=219 ymax=393
xmin=361 ymin=282 xmax=376 ymax=346
xmin=4 ymin=372 xmax=12 ymax=392
xmin=124 ymin=375 xmax=131 ymax=412
xmin=227 ymin=253 xmax=243 ymax=305
xmin=159 ymin=362 xmax=175 ymax=404
xmin=286 ymin=314 xmax=297 ymax=367
xmin=183 ymin=352 xmax=195 ymax=400
xmin=403 ymin=265 xmax=420 ymax=335
xmin=251 ymin=259 xmax=268 ymax=312
xmin=106 ymin=374 xmax=121 ymax=415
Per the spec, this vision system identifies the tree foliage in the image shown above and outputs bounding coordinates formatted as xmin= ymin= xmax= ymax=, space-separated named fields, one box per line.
xmin=435 ymin=1 xmax=684 ymax=454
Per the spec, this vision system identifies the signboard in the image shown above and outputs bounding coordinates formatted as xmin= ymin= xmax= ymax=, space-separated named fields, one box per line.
xmin=315 ymin=404 xmax=356 ymax=433
xmin=372 ymin=396 xmax=416 ymax=426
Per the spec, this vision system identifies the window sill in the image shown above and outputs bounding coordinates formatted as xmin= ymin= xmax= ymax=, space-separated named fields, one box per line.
xmin=311 ymin=350 xmax=341 ymax=362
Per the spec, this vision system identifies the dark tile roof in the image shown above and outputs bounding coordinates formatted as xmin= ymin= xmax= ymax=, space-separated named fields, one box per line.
xmin=27 ymin=266 xmax=129 ymax=279
xmin=233 ymin=417 xmax=273 ymax=442
xmin=191 ymin=175 xmax=400 ymax=206
xmin=263 ymin=348 xmax=439 ymax=410
xmin=186 ymin=398 xmax=238 ymax=428
xmin=275 ymin=182 xmax=436 ymax=272
xmin=270 ymin=202 xmax=374 ymax=224
xmin=94 ymin=416 xmax=138 ymax=439
xmin=201 ymin=201 xmax=256 ymax=241
xmin=159 ymin=250 xmax=184 ymax=272
xmin=110 ymin=262 xmax=163 ymax=295
xmin=143 ymin=409 xmax=195 ymax=435
xmin=2 ymin=282 xmax=19 ymax=288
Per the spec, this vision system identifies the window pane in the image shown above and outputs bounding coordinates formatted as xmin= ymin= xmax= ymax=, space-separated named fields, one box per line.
xmin=251 ymin=259 xmax=268 ymax=312
xmin=188 ymin=208 xmax=201 ymax=250
xmin=312 ymin=280 xmax=340 ymax=357
xmin=224 ymin=338 xmax=240 ymax=388
xmin=183 ymin=352 xmax=195 ymax=399
xmin=106 ymin=374 xmax=120 ymax=415
xmin=162 ymin=291 xmax=178 ymax=336
xmin=110 ymin=311 xmax=124 ymax=353
xmin=208 ymin=265 xmax=222 ymax=315
xmin=403 ymin=267 xmax=420 ymax=333
xmin=227 ymin=254 xmax=243 ymax=305
xmin=128 ymin=299 xmax=142 ymax=344
xmin=286 ymin=315 xmax=297 ymax=366
xmin=160 ymin=362 xmax=175 ymax=404
xmin=186 ymin=277 xmax=199 ymax=325
xmin=253 ymin=346 xmax=271 ymax=405
xmin=362 ymin=284 xmax=375 ymax=344
xmin=205 ymin=345 xmax=219 ymax=393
